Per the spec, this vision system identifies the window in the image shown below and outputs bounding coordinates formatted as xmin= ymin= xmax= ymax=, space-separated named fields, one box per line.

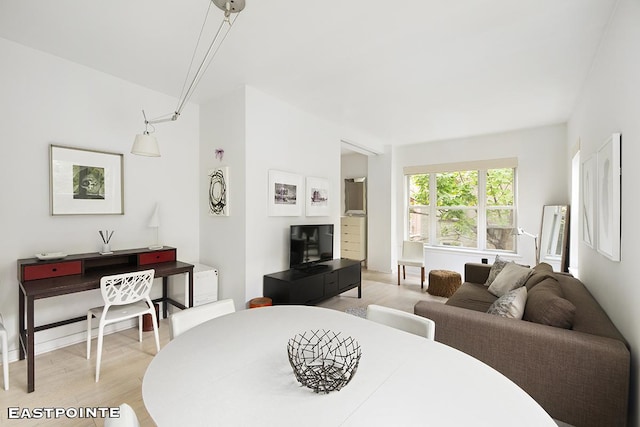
xmin=406 ymin=160 xmax=516 ymax=252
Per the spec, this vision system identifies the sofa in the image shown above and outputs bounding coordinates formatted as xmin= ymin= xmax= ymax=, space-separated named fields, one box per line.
xmin=414 ymin=262 xmax=630 ymax=427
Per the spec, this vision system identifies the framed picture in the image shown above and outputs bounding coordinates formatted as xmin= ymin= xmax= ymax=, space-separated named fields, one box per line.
xmin=581 ymin=154 xmax=596 ymax=248
xmin=50 ymin=145 xmax=123 ymax=215
xmin=208 ymin=166 xmax=229 ymax=216
xmin=596 ymin=133 xmax=621 ymax=261
xmin=306 ymin=176 xmax=330 ymax=217
xmin=268 ymin=170 xmax=303 ymax=216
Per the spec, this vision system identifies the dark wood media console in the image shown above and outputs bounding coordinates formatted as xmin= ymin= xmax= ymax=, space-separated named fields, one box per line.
xmin=263 ymin=259 xmax=362 ymax=305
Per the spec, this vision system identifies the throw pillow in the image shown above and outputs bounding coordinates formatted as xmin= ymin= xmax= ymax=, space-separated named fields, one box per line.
xmin=487 ymin=287 xmax=528 ymax=319
xmin=483 ymin=255 xmax=509 ymax=287
xmin=524 ymin=264 xmax=556 ymax=291
xmin=487 ymin=262 xmax=532 ymax=297
xmin=523 ymin=277 xmax=576 ymax=329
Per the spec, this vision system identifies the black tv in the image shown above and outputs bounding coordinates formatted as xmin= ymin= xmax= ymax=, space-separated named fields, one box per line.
xmin=289 ymin=224 xmax=334 ymax=269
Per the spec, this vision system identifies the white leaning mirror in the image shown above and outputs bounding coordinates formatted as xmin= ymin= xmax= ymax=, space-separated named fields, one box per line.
xmin=539 ymin=205 xmax=570 ymax=272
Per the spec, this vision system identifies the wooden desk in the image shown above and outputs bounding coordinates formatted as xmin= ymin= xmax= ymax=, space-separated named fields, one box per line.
xmin=17 ymin=246 xmax=194 ymax=393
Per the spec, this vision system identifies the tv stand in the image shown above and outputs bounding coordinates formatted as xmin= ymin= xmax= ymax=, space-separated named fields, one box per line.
xmin=263 ymin=259 xmax=361 ymax=305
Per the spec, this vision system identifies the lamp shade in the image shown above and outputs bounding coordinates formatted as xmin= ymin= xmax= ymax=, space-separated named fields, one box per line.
xmin=132 ymin=133 xmax=161 ymax=157
xmin=148 ymin=204 xmax=160 ymax=228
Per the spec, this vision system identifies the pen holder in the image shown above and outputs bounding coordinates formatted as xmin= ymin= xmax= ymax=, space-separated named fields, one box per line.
xmin=101 ymin=243 xmax=112 ymax=255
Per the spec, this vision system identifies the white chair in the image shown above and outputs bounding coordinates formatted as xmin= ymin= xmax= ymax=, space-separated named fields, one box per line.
xmin=0 ymin=313 xmax=8 ymax=390
xmin=366 ymin=304 xmax=435 ymax=340
xmin=169 ymin=299 xmax=236 ymax=340
xmin=398 ymin=240 xmax=426 ymax=287
xmin=86 ymin=269 xmax=159 ymax=382
xmin=104 ymin=403 xmax=140 ymax=427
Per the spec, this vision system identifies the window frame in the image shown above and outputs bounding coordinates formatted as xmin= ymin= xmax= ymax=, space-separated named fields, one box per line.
xmin=405 ymin=159 xmax=518 ymax=253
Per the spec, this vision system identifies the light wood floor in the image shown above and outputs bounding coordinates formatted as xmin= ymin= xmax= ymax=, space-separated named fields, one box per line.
xmin=0 ymin=269 xmax=442 ymax=427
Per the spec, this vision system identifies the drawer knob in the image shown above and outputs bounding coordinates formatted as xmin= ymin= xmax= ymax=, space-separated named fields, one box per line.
xmin=52 ymin=268 xmax=57 ymax=272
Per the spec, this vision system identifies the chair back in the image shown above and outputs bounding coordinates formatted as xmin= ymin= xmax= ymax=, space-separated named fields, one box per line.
xmin=366 ymin=304 xmax=435 ymax=340
xmin=169 ymin=299 xmax=236 ymax=339
xmin=100 ymin=269 xmax=155 ymax=307
xmin=104 ymin=403 xmax=140 ymax=427
xmin=402 ymin=240 xmax=424 ymax=262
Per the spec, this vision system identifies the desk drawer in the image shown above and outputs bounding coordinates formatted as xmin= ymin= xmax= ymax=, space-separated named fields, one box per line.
xmin=139 ymin=250 xmax=176 ymax=265
xmin=23 ymin=261 xmax=82 ymax=281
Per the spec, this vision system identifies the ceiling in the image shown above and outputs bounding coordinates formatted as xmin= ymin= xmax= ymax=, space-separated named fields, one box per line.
xmin=0 ymin=0 xmax=617 ymax=150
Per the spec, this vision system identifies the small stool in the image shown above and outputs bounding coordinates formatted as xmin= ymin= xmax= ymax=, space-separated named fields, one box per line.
xmin=428 ymin=270 xmax=462 ymax=297
xmin=249 ymin=297 xmax=272 ymax=308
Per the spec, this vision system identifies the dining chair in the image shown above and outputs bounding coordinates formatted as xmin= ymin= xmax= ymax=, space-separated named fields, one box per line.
xmin=169 ymin=299 xmax=235 ymax=340
xmin=366 ymin=304 xmax=435 ymax=340
xmin=398 ymin=240 xmax=426 ymax=287
xmin=104 ymin=403 xmax=140 ymax=427
xmin=0 ymin=313 xmax=8 ymax=390
xmin=86 ymin=269 xmax=159 ymax=382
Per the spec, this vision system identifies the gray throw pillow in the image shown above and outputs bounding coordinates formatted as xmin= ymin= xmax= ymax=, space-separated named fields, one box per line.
xmin=487 ymin=287 xmax=528 ymax=319
xmin=484 ymin=255 xmax=509 ymax=287
xmin=523 ymin=278 xmax=576 ymax=329
xmin=487 ymin=262 xmax=532 ymax=297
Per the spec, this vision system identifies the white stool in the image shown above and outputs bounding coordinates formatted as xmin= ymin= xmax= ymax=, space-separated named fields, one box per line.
xmin=0 ymin=314 xmax=8 ymax=390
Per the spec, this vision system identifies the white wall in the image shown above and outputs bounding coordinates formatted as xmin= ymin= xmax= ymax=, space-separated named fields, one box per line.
xmin=378 ymin=124 xmax=569 ymax=275
xmin=199 ymin=87 xmax=247 ymax=309
xmin=0 ymin=38 xmax=200 ymax=359
xmin=568 ymin=0 xmax=640 ymax=423
xmin=367 ymin=145 xmax=396 ymax=273
xmin=243 ymin=87 xmax=343 ymax=304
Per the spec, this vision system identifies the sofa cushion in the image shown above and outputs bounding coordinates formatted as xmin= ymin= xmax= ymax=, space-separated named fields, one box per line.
xmin=523 ymin=277 xmax=576 ymax=329
xmin=488 ymin=262 xmax=532 ymax=297
xmin=487 ymin=286 xmax=527 ymax=319
xmin=483 ymin=255 xmax=509 ymax=287
xmin=446 ymin=282 xmax=497 ymax=312
xmin=524 ymin=263 xmax=556 ymax=291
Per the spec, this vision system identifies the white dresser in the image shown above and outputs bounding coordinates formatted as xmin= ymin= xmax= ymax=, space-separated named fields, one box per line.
xmin=341 ymin=216 xmax=366 ymax=262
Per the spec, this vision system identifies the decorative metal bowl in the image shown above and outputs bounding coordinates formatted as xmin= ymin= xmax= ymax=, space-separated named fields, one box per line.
xmin=287 ymin=329 xmax=362 ymax=394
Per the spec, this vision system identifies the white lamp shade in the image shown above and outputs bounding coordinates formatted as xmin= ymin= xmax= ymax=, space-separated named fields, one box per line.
xmin=148 ymin=204 xmax=160 ymax=228
xmin=132 ymin=133 xmax=161 ymax=157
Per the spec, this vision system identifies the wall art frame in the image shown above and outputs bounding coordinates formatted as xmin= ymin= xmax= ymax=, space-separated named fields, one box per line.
xmin=596 ymin=133 xmax=621 ymax=261
xmin=306 ymin=176 xmax=330 ymax=217
xmin=50 ymin=144 xmax=124 ymax=215
xmin=208 ymin=166 xmax=229 ymax=216
xmin=581 ymin=154 xmax=596 ymax=248
xmin=268 ymin=170 xmax=303 ymax=216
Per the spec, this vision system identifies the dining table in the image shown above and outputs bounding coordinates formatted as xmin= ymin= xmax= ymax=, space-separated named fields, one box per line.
xmin=142 ymin=305 xmax=555 ymax=426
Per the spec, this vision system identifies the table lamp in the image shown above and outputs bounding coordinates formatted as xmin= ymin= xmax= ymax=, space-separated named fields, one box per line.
xmin=148 ymin=204 xmax=163 ymax=249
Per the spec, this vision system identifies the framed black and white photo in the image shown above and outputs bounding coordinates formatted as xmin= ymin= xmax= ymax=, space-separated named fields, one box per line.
xmin=596 ymin=133 xmax=621 ymax=261
xmin=208 ymin=166 xmax=229 ymax=216
xmin=581 ymin=154 xmax=596 ymax=248
xmin=268 ymin=170 xmax=302 ymax=216
xmin=50 ymin=145 xmax=123 ymax=215
xmin=306 ymin=176 xmax=330 ymax=217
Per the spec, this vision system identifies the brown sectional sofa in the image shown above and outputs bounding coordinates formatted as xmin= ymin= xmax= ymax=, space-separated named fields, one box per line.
xmin=414 ymin=262 xmax=630 ymax=427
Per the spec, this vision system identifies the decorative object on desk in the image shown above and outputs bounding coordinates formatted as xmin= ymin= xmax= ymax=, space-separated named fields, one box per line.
xmin=268 ymin=170 xmax=303 ymax=216
xmin=131 ymin=1 xmax=246 ymax=157
xmin=514 ymin=227 xmax=539 ymax=265
xmin=99 ymin=230 xmax=114 ymax=254
xmin=287 ymin=329 xmax=361 ymax=394
xmin=35 ymin=252 xmax=67 ymax=261
xmin=581 ymin=154 xmax=597 ymax=249
xmin=147 ymin=204 xmax=163 ymax=249
xmin=50 ymin=145 xmax=124 ymax=215
xmin=214 ymin=148 xmax=224 ymax=162
xmin=306 ymin=176 xmax=330 ymax=217
xmin=596 ymin=133 xmax=621 ymax=262
xmin=208 ymin=167 xmax=229 ymax=216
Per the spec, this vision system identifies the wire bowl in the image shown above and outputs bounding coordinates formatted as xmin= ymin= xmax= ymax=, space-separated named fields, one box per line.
xmin=287 ymin=329 xmax=362 ymax=394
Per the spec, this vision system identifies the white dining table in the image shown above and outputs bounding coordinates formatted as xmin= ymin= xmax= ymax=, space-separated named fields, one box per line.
xmin=143 ymin=305 xmax=555 ymax=426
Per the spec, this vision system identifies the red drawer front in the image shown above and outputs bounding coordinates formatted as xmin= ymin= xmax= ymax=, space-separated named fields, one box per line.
xmin=23 ymin=261 xmax=82 ymax=281
xmin=139 ymin=250 xmax=176 ymax=265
